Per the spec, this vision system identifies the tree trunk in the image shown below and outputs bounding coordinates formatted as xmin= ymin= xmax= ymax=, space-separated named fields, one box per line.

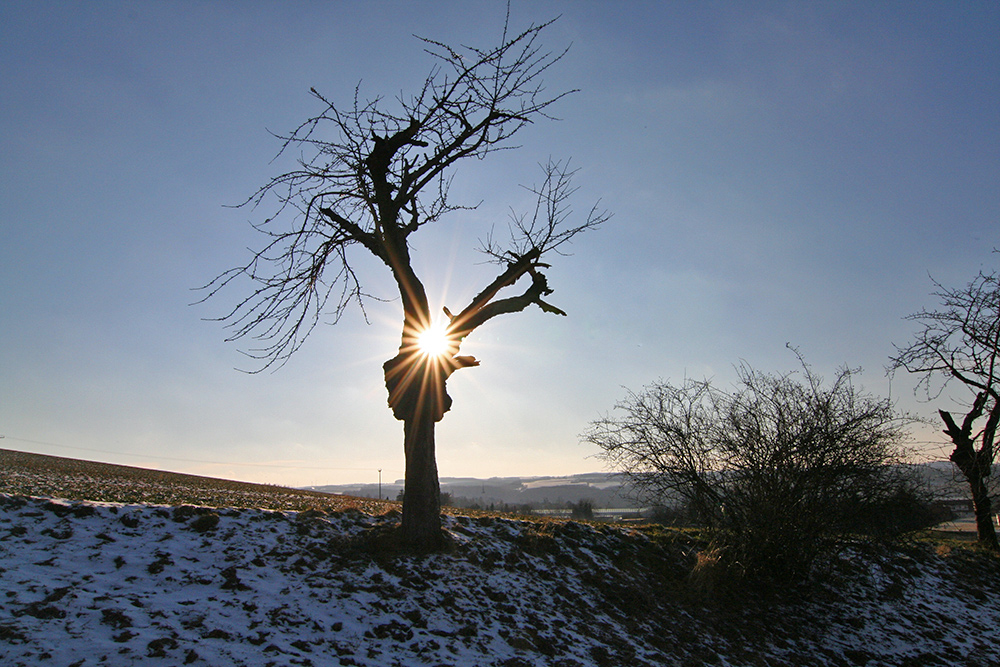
xmin=384 ymin=340 xmax=461 ymax=551
xmin=941 ymin=408 xmax=1000 ymax=551
xmin=953 ymin=453 xmax=1000 ymax=550
xmin=964 ymin=465 xmax=1000 ymax=550
xmin=400 ymin=414 xmax=443 ymax=551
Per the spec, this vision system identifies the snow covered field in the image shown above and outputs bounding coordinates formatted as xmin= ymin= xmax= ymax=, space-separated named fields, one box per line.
xmin=2 ymin=449 xmax=1000 ymax=666
xmin=3 ymin=491 xmax=1000 ymax=667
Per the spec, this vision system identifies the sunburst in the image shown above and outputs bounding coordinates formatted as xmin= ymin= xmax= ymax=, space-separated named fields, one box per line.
xmin=416 ymin=322 xmax=452 ymax=358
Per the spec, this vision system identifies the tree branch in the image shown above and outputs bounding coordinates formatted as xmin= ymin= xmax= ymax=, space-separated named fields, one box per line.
xmin=200 ymin=12 xmax=599 ymax=375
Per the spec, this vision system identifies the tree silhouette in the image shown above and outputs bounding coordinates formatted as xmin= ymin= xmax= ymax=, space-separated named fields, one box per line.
xmin=891 ymin=267 xmax=1000 ymax=551
xmin=201 ymin=15 xmax=607 ymax=549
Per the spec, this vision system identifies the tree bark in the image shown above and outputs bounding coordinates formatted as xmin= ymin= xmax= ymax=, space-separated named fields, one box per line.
xmin=967 ymin=471 xmax=999 ymax=549
xmin=400 ymin=411 xmax=443 ymax=551
xmin=384 ymin=349 xmax=455 ymax=551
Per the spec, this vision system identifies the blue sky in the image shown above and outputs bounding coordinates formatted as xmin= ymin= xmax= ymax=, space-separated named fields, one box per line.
xmin=2 ymin=1 xmax=998 ymax=487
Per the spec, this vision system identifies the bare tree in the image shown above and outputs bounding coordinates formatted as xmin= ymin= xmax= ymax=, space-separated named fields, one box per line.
xmin=585 ymin=356 xmax=916 ymax=583
xmin=891 ymin=268 xmax=1000 ymax=551
xmin=200 ymin=15 xmax=607 ymax=549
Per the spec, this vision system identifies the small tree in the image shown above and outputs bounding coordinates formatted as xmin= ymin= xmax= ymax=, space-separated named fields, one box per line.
xmin=585 ymin=357 xmax=915 ymax=583
xmin=891 ymin=268 xmax=1000 ymax=551
xmin=202 ymin=14 xmax=606 ymax=550
xmin=569 ymin=499 xmax=594 ymax=520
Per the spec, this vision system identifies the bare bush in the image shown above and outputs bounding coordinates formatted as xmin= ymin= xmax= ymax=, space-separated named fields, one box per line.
xmin=585 ymin=356 xmax=918 ymax=584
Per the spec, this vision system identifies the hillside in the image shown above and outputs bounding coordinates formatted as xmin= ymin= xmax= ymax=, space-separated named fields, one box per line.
xmin=2 ymin=449 xmax=1000 ymax=666
xmin=0 ymin=448 xmax=392 ymax=513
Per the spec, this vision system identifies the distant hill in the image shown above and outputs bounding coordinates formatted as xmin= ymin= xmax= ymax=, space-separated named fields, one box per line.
xmin=305 ymin=461 xmax=969 ymax=509
xmin=305 ymin=471 xmax=637 ymax=508
xmin=307 ymin=462 xmax=977 ymax=510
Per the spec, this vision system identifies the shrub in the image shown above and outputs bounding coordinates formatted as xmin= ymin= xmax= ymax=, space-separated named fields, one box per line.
xmin=189 ymin=512 xmax=220 ymax=533
xmin=586 ymin=355 xmax=916 ymax=585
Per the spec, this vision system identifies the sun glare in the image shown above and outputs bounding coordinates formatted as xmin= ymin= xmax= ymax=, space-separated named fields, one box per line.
xmin=416 ymin=324 xmax=451 ymax=358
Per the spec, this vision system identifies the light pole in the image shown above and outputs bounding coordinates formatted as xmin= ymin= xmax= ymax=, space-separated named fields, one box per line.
xmin=378 ymin=469 xmax=382 ymax=500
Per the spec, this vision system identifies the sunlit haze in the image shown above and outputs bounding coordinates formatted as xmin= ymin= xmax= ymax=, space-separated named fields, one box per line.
xmin=1 ymin=1 xmax=998 ymax=488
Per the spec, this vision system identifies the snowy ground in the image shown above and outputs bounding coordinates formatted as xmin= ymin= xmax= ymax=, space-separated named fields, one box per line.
xmin=2 ymin=492 xmax=1000 ymax=667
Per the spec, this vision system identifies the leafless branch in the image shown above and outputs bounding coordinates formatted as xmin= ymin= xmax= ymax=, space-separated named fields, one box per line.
xmin=198 ymin=13 xmax=600 ymax=371
xmin=890 ymin=261 xmax=1000 ymax=549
